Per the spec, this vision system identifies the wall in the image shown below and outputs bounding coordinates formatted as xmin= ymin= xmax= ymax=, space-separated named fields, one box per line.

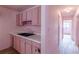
xmin=41 ymin=6 xmax=46 ymax=53
xmin=15 ymin=25 xmax=41 ymax=35
xmin=0 ymin=6 xmax=17 ymax=50
xmin=75 ymin=8 xmax=79 ymax=46
xmin=41 ymin=6 xmax=59 ymax=53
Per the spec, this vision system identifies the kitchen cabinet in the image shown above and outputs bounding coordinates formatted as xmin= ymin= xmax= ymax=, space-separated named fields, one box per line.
xmin=32 ymin=41 xmax=41 ymax=54
xmin=16 ymin=12 xmax=23 ymax=26
xmin=25 ymin=39 xmax=32 ymax=54
xmin=26 ymin=9 xmax=32 ymax=25
xmin=22 ymin=11 xmax=27 ymax=21
xmin=27 ymin=9 xmax=32 ymax=21
xmin=13 ymin=35 xmax=32 ymax=54
xmin=12 ymin=35 xmax=41 ymax=54
xmin=37 ymin=6 xmax=41 ymax=25
xmin=16 ymin=6 xmax=41 ymax=26
xmin=13 ymin=36 xmax=20 ymax=52
xmin=31 ymin=6 xmax=41 ymax=26
xmin=26 ymin=6 xmax=41 ymax=26
xmin=20 ymin=38 xmax=26 ymax=54
xmin=13 ymin=36 xmax=26 ymax=54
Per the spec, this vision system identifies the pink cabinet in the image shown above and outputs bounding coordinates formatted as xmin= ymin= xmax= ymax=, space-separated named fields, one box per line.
xmin=16 ymin=12 xmax=23 ymax=26
xmin=22 ymin=11 xmax=27 ymax=21
xmin=20 ymin=38 xmax=26 ymax=54
xmin=26 ymin=6 xmax=41 ymax=26
xmin=38 ymin=6 xmax=41 ymax=25
xmin=13 ymin=36 xmax=20 ymax=52
xmin=31 ymin=6 xmax=41 ymax=26
xmin=25 ymin=39 xmax=32 ymax=54
xmin=12 ymin=35 xmax=41 ymax=54
xmin=13 ymin=36 xmax=26 ymax=54
xmin=27 ymin=9 xmax=32 ymax=21
xmin=32 ymin=41 xmax=41 ymax=54
xmin=16 ymin=6 xmax=41 ymax=26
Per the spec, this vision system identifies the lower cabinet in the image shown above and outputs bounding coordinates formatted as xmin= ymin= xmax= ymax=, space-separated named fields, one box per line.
xmin=25 ymin=39 xmax=32 ymax=54
xmin=13 ymin=36 xmax=20 ymax=52
xmin=20 ymin=38 xmax=26 ymax=54
xmin=32 ymin=41 xmax=41 ymax=54
xmin=13 ymin=35 xmax=41 ymax=54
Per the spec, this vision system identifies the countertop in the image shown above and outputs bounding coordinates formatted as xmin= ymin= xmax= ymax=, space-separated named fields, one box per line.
xmin=10 ymin=33 xmax=41 ymax=43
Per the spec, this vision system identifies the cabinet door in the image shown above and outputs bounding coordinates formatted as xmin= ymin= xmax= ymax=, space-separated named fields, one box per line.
xmin=22 ymin=11 xmax=27 ymax=21
xmin=27 ymin=10 xmax=32 ymax=21
xmin=20 ymin=39 xmax=26 ymax=54
xmin=16 ymin=12 xmax=23 ymax=26
xmin=13 ymin=36 xmax=20 ymax=52
xmin=38 ymin=6 xmax=41 ymax=25
xmin=31 ymin=6 xmax=41 ymax=26
xmin=32 ymin=42 xmax=41 ymax=54
xmin=25 ymin=39 xmax=32 ymax=54
xmin=32 ymin=7 xmax=38 ymax=25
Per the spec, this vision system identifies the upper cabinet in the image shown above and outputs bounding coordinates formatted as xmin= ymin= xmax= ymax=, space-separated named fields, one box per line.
xmin=22 ymin=10 xmax=27 ymax=21
xmin=16 ymin=6 xmax=41 ymax=26
xmin=27 ymin=9 xmax=32 ymax=21
xmin=16 ymin=12 xmax=23 ymax=26
xmin=31 ymin=6 xmax=41 ymax=26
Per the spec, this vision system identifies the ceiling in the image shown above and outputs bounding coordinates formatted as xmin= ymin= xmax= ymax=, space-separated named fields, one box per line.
xmin=1 ymin=5 xmax=35 ymax=11
xmin=61 ymin=7 xmax=76 ymax=17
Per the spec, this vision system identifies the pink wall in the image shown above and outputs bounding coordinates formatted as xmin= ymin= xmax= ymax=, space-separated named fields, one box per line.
xmin=75 ymin=9 xmax=79 ymax=46
xmin=76 ymin=17 xmax=79 ymax=45
xmin=16 ymin=25 xmax=41 ymax=34
xmin=41 ymin=6 xmax=59 ymax=53
xmin=0 ymin=6 xmax=17 ymax=50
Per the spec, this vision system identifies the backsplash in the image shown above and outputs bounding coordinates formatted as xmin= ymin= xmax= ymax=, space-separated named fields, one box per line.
xmin=15 ymin=25 xmax=41 ymax=35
